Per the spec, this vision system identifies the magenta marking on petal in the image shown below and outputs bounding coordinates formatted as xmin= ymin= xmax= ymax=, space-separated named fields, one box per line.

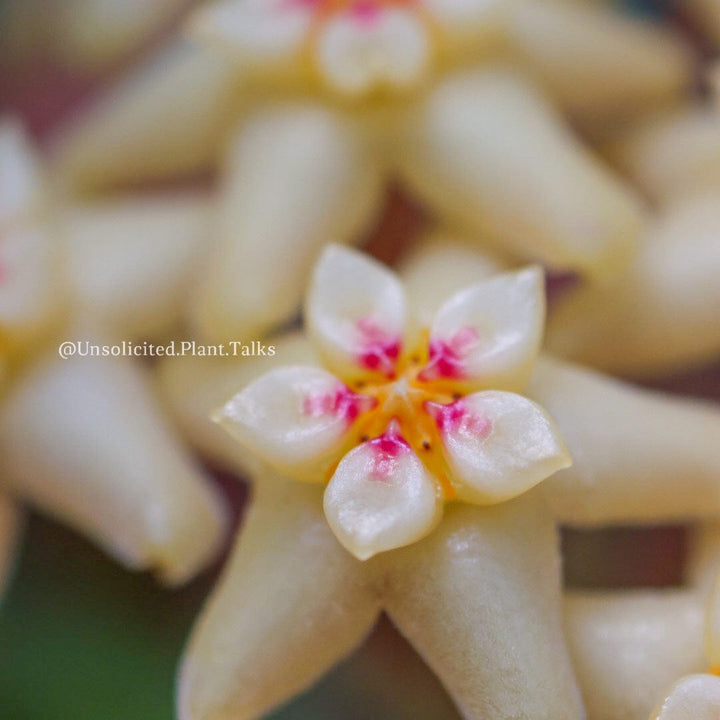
xmin=355 ymin=316 xmax=402 ymax=378
xmin=303 ymin=384 xmax=377 ymax=424
xmin=366 ymin=420 xmax=410 ymax=481
xmin=425 ymin=399 xmax=492 ymax=440
xmin=418 ymin=326 xmax=479 ymax=382
xmin=350 ymin=0 xmax=382 ymax=24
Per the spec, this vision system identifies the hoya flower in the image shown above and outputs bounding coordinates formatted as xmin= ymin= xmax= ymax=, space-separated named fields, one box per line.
xmin=50 ymin=0 xmax=701 ymax=342
xmin=157 ymin=236 xmax=720 ymax=720
xmin=0 ymin=119 xmax=226 ymax=586
xmin=189 ymin=0 xmax=503 ymax=98
xmin=214 ymin=244 xmax=570 ymax=559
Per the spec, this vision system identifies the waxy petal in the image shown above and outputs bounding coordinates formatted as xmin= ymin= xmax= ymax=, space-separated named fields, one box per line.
xmin=546 ymin=195 xmax=720 ymax=377
xmin=51 ymin=39 xmax=237 ymax=190
xmin=608 ymin=105 xmax=720 ymax=203
xmin=421 ymin=267 xmax=544 ymax=392
xmin=428 ymin=390 xmax=570 ymax=505
xmin=506 ymin=0 xmax=693 ymax=120
xmin=423 ymin=0 xmax=502 ymax=51
xmin=650 ymin=675 xmax=720 ymax=720
xmin=61 ymin=192 xmax=209 ymax=340
xmin=308 ymin=244 xmax=406 ymax=382
xmin=178 ymin=477 xmax=379 ymax=720
xmin=381 ymin=493 xmax=584 ymax=719
xmin=192 ymin=104 xmax=383 ymax=342
xmin=397 ymin=66 xmax=644 ymax=276
xmin=399 ymin=231 xmax=509 ymax=328
xmin=532 ymin=357 xmax=720 ymax=525
xmin=0 ymin=226 xmax=60 ymax=350
xmin=53 ymin=0 xmax=192 ymax=70
xmin=157 ymin=331 xmax=315 ymax=476
xmin=215 ymin=365 xmax=373 ymax=482
xmin=324 ymin=426 xmax=442 ymax=560
xmin=0 ymin=348 xmax=227 ymax=585
xmin=190 ymin=0 xmax=311 ymax=69
xmin=0 ymin=120 xmax=43 ymax=225
xmin=565 ymin=591 xmax=706 ymax=720
xmin=317 ymin=7 xmax=429 ymax=96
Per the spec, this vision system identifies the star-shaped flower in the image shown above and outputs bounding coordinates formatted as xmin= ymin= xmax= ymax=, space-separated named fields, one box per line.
xmin=157 ymin=236 xmax=720 ymax=719
xmin=213 ymin=244 xmax=570 ymax=559
xmin=0 ymin=119 xmax=226 ymax=587
xmin=190 ymin=0 xmax=502 ymax=98
xmin=49 ymin=0 xmax=701 ymax=343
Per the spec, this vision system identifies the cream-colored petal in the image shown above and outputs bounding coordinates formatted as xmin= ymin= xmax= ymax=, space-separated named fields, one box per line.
xmin=420 ymin=267 xmax=544 ymax=392
xmin=50 ymin=39 xmax=237 ymax=191
xmin=189 ymin=0 xmax=311 ymax=69
xmin=685 ymin=0 xmax=720 ymax=47
xmin=308 ymin=244 xmax=405 ymax=382
xmin=532 ymin=356 xmax=720 ymax=526
xmin=324 ymin=424 xmax=442 ymax=560
xmin=0 ymin=119 xmax=43 ymax=225
xmin=650 ymin=675 xmax=720 ymax=720
xmin=506 ymin=0 xmax=693 ymax=120
xmin=429 ymin=390 xmax=570 ymax=504
xmin=399 ymin=230 xmax=509 ymax=328
xmin=397 ymin=66 xmax=645 ymax=276
xmin=380 ymin=492 xmax=584 ymax=719
xmin=0 ymin=226 xmax=61 ymax=350
xmin=178 ymin=476 xmax=379 ymax=720
xmin=317 ymin=7 xmax=429 ymax=96
xmin=0 ymin=495 xmax=22 ymax=601
xmin=215 ymin=365 xmax=375 ymax=482
xmin=61 ymin=192 xmax=210 ymax=340
xmin=546 ymin=195 xmax=720 ymax=377
xmin=0 ymin=348 xmax=227 ymax=585
xmin=156 ymin=331 xmax=315 ymax=476
xmin=564 ymin=591 xmax=706 ymax=720
xmin=53 ymin=0 xmax=193 ymax=70
xmin=423 ymin=0 xmax=502 ymax=52
xmin=607 ymin=105 xmax=720 ymax=204
xmin=192 ymin=103 xmax=384 ymax=342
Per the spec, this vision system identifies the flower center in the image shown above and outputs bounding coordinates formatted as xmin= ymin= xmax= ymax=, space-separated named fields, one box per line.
xmin=345 ymin=348 xmax=474 ymax=499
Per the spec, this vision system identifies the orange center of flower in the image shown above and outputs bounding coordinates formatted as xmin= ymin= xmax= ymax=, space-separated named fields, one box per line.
xmin=340 ymin=338 xmax=474 ymax=499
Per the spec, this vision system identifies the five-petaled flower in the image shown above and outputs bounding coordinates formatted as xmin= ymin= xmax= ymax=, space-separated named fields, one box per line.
xmin=191 ymin=0 xmax=499 ymax=97
xmin=215 ymin=244 xmax=570 ymax=559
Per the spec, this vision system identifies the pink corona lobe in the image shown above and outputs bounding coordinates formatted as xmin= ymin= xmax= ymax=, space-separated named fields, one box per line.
xmin=418 ymin=327 xmax=479 ymax=382
xmin=303 ymin=385 xmax=377 ymax=424
xmin=351 ymin=0 xmax=382 ymax=23
xmin=355 ymin=316 xmax=401 ymax=378
xmin=425 ymin=399 xmax=492 ymax=440
xmin=366 ymin=420 xmax=410 ymax=481
xmin=285 ymin=0 xmax=416 ymax=23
